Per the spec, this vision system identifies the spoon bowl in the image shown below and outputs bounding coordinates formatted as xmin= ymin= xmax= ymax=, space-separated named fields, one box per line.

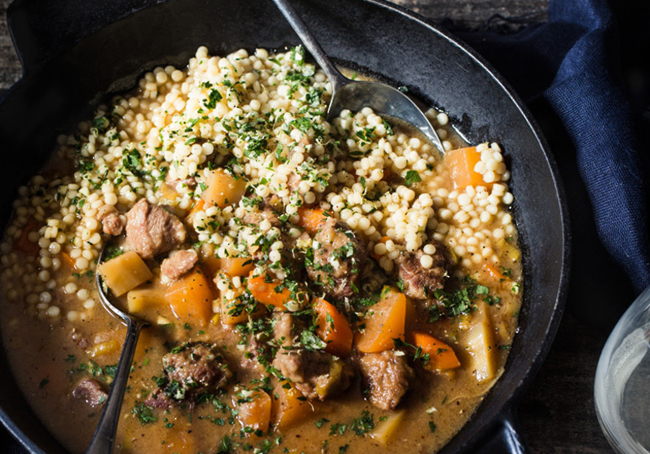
xmin=273 ymin=0 xmax=444 ymax=154
xmin=85 ymin=242 xmax=149 ymax=454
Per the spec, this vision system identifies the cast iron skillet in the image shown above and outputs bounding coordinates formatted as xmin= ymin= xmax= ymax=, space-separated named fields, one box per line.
xmin=0 ymin=0 xmax=570 ymax=452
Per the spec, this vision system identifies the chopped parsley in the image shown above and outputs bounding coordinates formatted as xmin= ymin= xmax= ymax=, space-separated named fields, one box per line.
xmin=131 ymin=402 xmax=157 ymax=425
xmin=405 ymin=170 xmax=422 ymax=186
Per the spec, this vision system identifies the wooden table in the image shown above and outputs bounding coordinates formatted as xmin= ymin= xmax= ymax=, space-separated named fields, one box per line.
xmin=0 ymin=0 xmax=620 ymax=453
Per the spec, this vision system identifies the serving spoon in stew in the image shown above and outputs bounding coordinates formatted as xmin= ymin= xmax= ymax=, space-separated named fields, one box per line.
xmin=272 ymin=0 xmax=445 ymax=155
xmin=86 ymin=241 xmax=149 ymax=454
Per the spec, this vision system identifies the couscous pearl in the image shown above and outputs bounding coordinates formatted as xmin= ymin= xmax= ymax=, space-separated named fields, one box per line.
xmin=420 ymin=254 xmax=433 ymax=269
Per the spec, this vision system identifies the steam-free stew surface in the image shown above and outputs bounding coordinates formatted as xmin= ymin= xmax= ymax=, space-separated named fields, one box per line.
xmin=0 ymin=46 xmax=521 ymax=453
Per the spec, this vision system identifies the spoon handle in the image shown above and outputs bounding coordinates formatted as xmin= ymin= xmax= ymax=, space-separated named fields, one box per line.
xmin=272 ymin=0 xmax=348 ymax=91
xmin=86 ymin=319 xmax=144 ymax=454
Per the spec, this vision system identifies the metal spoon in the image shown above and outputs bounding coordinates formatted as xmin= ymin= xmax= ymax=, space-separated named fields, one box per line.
xmin=86 ymin=243 xmax=149 ymax=454
xmin=272 ymin=0 xmax=444 ymax=154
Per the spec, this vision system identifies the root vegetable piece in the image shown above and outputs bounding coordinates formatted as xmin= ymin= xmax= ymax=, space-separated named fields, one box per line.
xmin=234 ymin=388 xmax=272 ymax=437
xmin=247 ymin=272 xmax=295 ymax=310
xmin=465 ymin=304 xmax=498 ymax=383
xmin=127 ymin=288 xmax=165 ymax=315
xmin=164 ymin=267 xmax=215 ymax=326
xmin=272 ymin=382 xmax=313 ymax=430
xmin=314 ymin=298 xmax=353 ymax=357
xmin=369 ymin=410 xmax=406 ymax=446
xmin=88 ymin=340 xmax=121 ymax=358
xmin=410 ymin=331 xmax=461 ymax=372
xmin=355 ymin=290 xmax=408 ymax=353
xmin=98 ymin=251 xmax=153 ymax=297
xmin=13 ymin=217 xmax=41 ymax=256
xmin=446 ymin=146 xmax=492 ymax=190
xmin=219 ymin=256 xmax=255 ymax=277
xmin=202 ymin=169 xmax=247 ymax=208
xmin=295 ymin=206 xmax=327 ymax=234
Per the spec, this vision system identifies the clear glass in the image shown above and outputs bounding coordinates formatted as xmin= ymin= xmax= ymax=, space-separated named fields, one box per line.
xmin=595 ymin=286 xmax=650 ymax=454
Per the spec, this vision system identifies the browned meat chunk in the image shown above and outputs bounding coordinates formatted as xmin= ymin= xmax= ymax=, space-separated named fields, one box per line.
xmin=359 ymin=350 xmax=414 ymax=410
xmin=307 ymin=217 xmax=367 ymax=300
xmin=161 ymin=343 xmax=232 ymax=399
xmin=271 ymin=314 xmax=353 ymax=400
xmin=72 ymin=379 xmax=108 ymax=408
xmin=97 ymin=205 xmax=125 ymax=236
xmin=144 ymin=391 xmax=172 ymax=410
xmin=161 ymin=249 xmax=198 ymax=280
xmin=166 ymin=173 xmax=197 ymax=193
xmin=125 ymin=199 xmax=186 ymax=259
xmin=395 ymin=243 xmax=450 ymax=300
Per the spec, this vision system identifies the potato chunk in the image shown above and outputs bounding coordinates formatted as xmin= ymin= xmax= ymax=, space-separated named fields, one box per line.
xmin=98 ymin=251 xmax=153 ymax=297
xmin=369 ymin=410 xmax=406 ymax=446
xmin=127 ymin=288 xmax=164 ymax=315
xmin=465 ymin=304 xmax=498 ymax=383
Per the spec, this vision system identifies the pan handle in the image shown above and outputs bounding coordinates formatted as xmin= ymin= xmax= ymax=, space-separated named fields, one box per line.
xmin=5 ymin=0 xmax=163 ymax=74
xmin=472 ymin=410 xmax=529 ymax=454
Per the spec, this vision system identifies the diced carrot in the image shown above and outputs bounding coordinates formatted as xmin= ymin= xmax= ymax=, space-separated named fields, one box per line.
xmin=314 ymin=298 xmax=353 ymax=357
xmin=482 ymin=261 xmax=506 ymax=281
xmin=165 ymin=267 xmax=215 ymax=326
xmin=271 ymin=382 xmax=313 ymax=430
xmin=234 ymin=388 xmax=272 ymax=437
xmin=446 ymin=146 xmax=491 ymax=190
xmin=185 ymin=199 xmax=205 ymax=225
xmin=219 ymin=256 xmax=255 ymax=277
xmin=201 ymin=168 xmax=247 ymax=208
xmin=13 ymin=217 xmax=41 ymax=256
xmin=296 ymin=206 xmax=327 ymax=234
xmin=355 ymin=290 xmax=407 ymax=353
xmin=410 ymin=331 xmax=461 ymax=372
xmin=134 ymin=328 xmax=154 ymax=362
xmin=370 ymin=236 xmax=390 ymax=261
xmin=247 ymin=272 xmax=301 ymax=310
xmin=88 ymin=339 xmax=121 ymax=358
xmin=60 ymin=251 xmax=77 ymax=270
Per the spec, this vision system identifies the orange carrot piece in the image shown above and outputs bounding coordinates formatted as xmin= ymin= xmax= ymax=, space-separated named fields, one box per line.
xmin=446 ymin=146 xmax=492 ymax=190
xmin=296 ymin=206 xmax=327 ymax=234
xmin=247 ymin=272 xmax=294 ymax=310
xmin=411 ymin=331 xmax=461 ymax=372
xmin=219 ymin=257 xmax=255 ymax=277
xmin=60 ymin=251 xmax=77 ymax=270
xmin=355 ymin=290 xmax=407 ymax=353
xmin=186 ymin=199 xmax=205 ymax=225
xmin=482 ymin=261 xmax=506 ymax=281
xmin=272 ymin=382 xmax=313 ymax=430
xmin=234 ymin=389 xmax=272 ymax=437
xmin=13 ymin=217 xmax=41 ymax=256
xmin=314 ymin=298 xmax=354 ymax=357
xmin=165 ymin=267 xmax=215 ymax=326
xmin=201 ymin=169 xmax=247 ymax=208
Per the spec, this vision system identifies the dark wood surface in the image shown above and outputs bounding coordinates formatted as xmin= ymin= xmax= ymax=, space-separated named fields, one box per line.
xmin=0 ymin=0 xmax=624 ymax=453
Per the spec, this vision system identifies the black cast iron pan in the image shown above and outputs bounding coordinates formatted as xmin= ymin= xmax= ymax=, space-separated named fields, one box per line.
xmin=0 ymin=0 xmax=570 ymax=452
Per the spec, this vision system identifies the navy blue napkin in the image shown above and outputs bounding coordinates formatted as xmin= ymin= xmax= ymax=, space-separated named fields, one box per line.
xmin=3 ymin=0 xmax=650 ymax=452
xmin=458 ymin=0 xmax=650 ymax=296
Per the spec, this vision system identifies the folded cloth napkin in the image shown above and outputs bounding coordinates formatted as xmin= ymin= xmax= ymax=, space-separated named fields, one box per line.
xmin=3 ymin=0 xmax=649 ymax=452
xmin=458 ymin=0 xmax=650 ymax=295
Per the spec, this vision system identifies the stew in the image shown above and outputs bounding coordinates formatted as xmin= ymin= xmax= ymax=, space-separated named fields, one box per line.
xmin=0 ymin=46 xmax=522 ymax=454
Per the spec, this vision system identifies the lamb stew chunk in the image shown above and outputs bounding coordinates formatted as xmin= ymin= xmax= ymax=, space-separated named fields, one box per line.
xmin=0 ymin=47 xmax=523 ymax=454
